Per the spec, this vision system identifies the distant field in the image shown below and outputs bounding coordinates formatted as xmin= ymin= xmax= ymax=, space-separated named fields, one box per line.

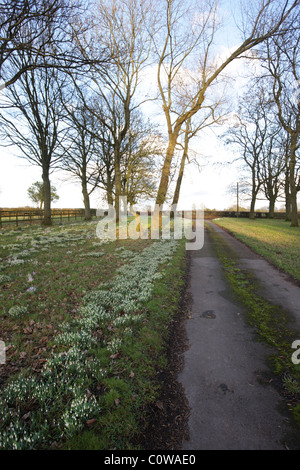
xmin=213 ymin=218 xmax=300 ymax=282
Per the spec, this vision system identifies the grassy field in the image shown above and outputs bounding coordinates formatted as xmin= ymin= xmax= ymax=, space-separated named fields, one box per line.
xmin=0 ymin=220 xmax=187 ymax=450
xmin=213 ymin=218 xmax=300 ymax=282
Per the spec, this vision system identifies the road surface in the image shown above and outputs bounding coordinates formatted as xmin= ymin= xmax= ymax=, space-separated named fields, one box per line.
xmin=179 ymin=221 xmax=300 ymax=450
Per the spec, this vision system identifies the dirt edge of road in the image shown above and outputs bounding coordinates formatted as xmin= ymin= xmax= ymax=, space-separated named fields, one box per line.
xmin=140 ymin=251 xmax=192 ymax=450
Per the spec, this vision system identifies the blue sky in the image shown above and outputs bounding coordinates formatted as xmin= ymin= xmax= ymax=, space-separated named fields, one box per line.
xmin=0 ymin=0 xmax=288 ymax=211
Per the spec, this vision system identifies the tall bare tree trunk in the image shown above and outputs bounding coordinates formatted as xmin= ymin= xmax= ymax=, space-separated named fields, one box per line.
xmin=171 ymin=118 xmax=190 ymax=211
xmin=249 ymin=169 xmax=259 ymax=219
xmin=285 ymin=167 xmax=292 ymax=221
xmin=249 ymin=196 xmax=256 ymax=220
xmin=268 ymin=197 xmax=276 ymax=219
xmin=289 ymin=134 xmax=299 ymax=227
xmin=106 ymin=171 xmax=114 ymax=206
xmin=171 ymin=153 xmax=186 ymax=208
xmin=155 ymin=134 xmax=177 ymax=206
xmin=107 ymin=188 xmax=114 ymax=206
xmin=82 ymin=180 xmax=92 ymax=221
xmin=114 ymin=153 xmax=122 ymax=224
xmin=42 ymin=168 xmax=52 ymax=226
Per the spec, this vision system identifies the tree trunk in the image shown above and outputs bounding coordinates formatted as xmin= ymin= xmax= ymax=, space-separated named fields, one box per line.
xmin=171 ymin=150 xmax=187 ymax=217
xmin=284 ymin=167 xmax=291 ymax=221
xmin=249 ymin=197 xmax=256 ymax=219
xmin=106 ymin=173 xmax=114 ymax=206
xmin=249 ymin=172 xmax=257 ymax=219
xmin=155 ymin=134 xmax=177 ymax=207
xmin=289 ymin=135 xmax=299 ymax=227
xmin=171 ymin=119 xmax=190 ymax=213
xmin=172 ymin=160 xmax=185 ymax=206
xmin=268 ymin=197 xmax=276 ymax=218
xmin=290 ymin=185 xmax=298 ymax=227
xmin=82 ymin=180 xmax=92 ymax=221
xmin=42 ymin=169 xmax=52 ymax=226
xmin=114 ymin=155 xmax=122 ymax=224
xmin=285 ymin=195 xmax=292 ymax=221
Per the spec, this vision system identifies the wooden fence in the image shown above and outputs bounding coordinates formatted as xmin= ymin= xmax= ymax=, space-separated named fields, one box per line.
xmin=0 ymin=208 xmax=97 ymax=228
xmin=0 ymin=207 xmax=296 ymax=229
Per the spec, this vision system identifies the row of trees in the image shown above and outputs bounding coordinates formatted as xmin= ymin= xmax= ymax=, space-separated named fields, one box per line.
xmin=224 ymin=22 xmax=300 ymax=224
xmin=0 ymin=0 xmax=299 ymax=225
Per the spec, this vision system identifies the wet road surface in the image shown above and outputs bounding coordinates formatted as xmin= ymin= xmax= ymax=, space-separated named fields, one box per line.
xmin=179 ymin=222 xmax=300 ymax=450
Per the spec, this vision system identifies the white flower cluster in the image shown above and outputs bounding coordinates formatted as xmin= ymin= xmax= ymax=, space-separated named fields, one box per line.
xmin=106 ymin=337 xmax=123 ymax=354
xmin=7 ymin=258 xmax=25 ymax=266
xmin=61 ymin=395 xmax=99 ymax=438
xmin=8 ymin=305 xmax=28 ymax=318
xmin=41 ymin=346 xmax=90 ymax=383
xmin=1 ymin=376 xmax=42 ymax=406
xmin=2 ymin=243 xmax=22 ymax=251
xmin=81 ymin=238 xmax=178 ymax=344
xmin=112 ymin=313 xmax=143 ymax=328
xmin=0 ymin=274 xmax=12 ymax=284
xmin=12 ymin=250 xmax=31 ymax=259
xmin=0 ymin=421 xmax=46 ymax=450
xmin=0 ymin=345 xmax=101 ymax=449
xmin=114 ymin=248 xmax=135 ymax=259
xmin=55 ymin=329 xmax=98 ymax=349
xmin=32 ymin=234 xmax=87 ymax=248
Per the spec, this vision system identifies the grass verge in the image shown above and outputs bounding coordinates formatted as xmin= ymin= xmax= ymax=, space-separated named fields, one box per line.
xmin=213 ymin=218 xmax=300 ymax=283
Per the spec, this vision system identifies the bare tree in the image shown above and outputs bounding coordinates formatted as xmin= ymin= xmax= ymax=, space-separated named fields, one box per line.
xmin=281 ymin=132 xmax=300 ymax=220
xmin=260 ymin=18 xmax=300 ymax=226
xmin=224 ymin=83 xmax=278 ymax=218
xmin=153 ymin=0 xmax=298 ymax=208
xmin=94 ymin=113 xmax=115 ymax=206
xmin=260 ymin=126 xmax=288 ymax=218
xmin=0 ymin=47 xmax=67 ymax=225
xmin=59 ymin=90 xmax=102 ymax=220
xmin=83 ymin=0 xmax=156 ymax=221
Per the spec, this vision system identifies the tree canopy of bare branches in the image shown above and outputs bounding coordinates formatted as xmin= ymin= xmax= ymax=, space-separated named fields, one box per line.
xmin=0 ymin=0 xmax=109 ymax=91
xmin=153 ymin=0 xmax=299 ymax=208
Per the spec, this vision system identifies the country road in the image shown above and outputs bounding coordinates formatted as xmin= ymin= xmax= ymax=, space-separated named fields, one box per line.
xmin=179 ymin=221 xmax=300 ymax=450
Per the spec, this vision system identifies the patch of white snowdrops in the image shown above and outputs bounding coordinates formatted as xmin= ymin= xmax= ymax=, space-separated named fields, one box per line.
xmin=1 ymin=223 xmax=111 ymax=315
xmin=0 ymin=238 xmax=178 ymax=449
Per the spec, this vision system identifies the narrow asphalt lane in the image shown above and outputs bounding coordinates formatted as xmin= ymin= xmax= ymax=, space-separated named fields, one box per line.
xmin=179 ymin=221 xmax=300 ymax=450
